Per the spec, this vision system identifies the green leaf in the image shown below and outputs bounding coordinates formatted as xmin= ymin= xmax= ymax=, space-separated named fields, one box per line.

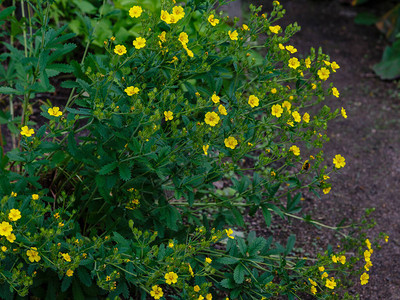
xmin=119 ymin=164 xmax=131 ymax=181
xmin=220 ymin=278 xmax=235 ymax=289
xmin=215 ymin=257 xmax=239 ymax=265
xmin=373 ymin=39 xmax=400 ymax=80
xmin=72 ymin=279 xmax=85 ymax=300
xmin=0 ymin=87 xmax=23 ymax=95
xmin=354 ymin=12 xmax=378 ymax=25
xmin=285 ymin=234 xmax=296 ymax=255
xmin=237 ymin=237 xmax=247 ymax=256
xmin=261 ymin=205 xmax=271 ymax=227
xmin=248 ymin=237 xmax=266 ymax=256
xmin=233 ymin=264 xmax=246 ymax=284
xmin=99 ymin=162 xmax=118 ymax=175
xmin=77 ymin=267 xmax=92 ymax=287
xmin=61 ymin=275 xmax=72 ymax=292
xmin=0 ymin=6 xmax=15 ymax=21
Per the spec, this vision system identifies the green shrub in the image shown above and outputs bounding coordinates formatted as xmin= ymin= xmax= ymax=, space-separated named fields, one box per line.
xmin=0 ymin=0 xmax=388 ymax=299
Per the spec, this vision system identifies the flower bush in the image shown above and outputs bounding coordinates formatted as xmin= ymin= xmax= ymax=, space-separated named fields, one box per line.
xmin=0 ymin=0 xmax=388 ymax=299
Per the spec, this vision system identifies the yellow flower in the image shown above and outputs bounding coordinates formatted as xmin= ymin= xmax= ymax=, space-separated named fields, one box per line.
xmin=292 ymin=111 xmax=301 ymax=122
xmin=211 ymin=93 xmax=220 ymax=104
xmin=331 ymin=255 xmax=338 ymax=263
xmin=331 ymin=61 xmax=340 ymax=72
xmin=203 ymin=145 xmax=209 ymax=155
xmin=198 ymin=296 xmax=204 ymax=300
xmin=282 ymin=100 xmax=291 ymax=112
xmin=165 ymin=271 xmax=178 ymax=285
xmin=279 ymin=43 xmax=285 ymax=50
xmin=206 ymin=294 xmax=212 ymax=300
xmin=303 ymin=112 xmax=310 ymax=123
xmin=61 ymin=252 xmax=71 ymax=262
xmin=158 ymin=31 xmax=166 ymax=43
xmin=308 ymin=278 xmax=317 ymax=286
xmin=323 ymin=60 xmax=331 ymax=66
xmin=332 ymin=87 xmax=340 ymax=98
xmin=164 ymin=111 xmax=173 ymax=121
xmin=341 ymin=107 xmax=347 ymax=119
xmin=48 ymin=107 xmax=62 ymax=117
xmin=168 ymin=241 xmax=174 ymax=248
xmin=133 ymin=37 xmax=146 ymax=49
xmin=269 ymin=25 xmax=281 ymax=34
xmin=225 ymin=228 xmax=235 ymax=239
xmin=273 ymin=1 xmax=280 ymax=5
xmin=11 ymin=192 xmax=17 ymax=197
xmin=288 ymin=57 xmax=300 ymax=69
xmin=224 ymin=136 xmax=238 ymax=149
xmin=271 ymin=104 xmax=283 ymax=117
xmin=384 ymin=235 xmax=389 ymax=243
xmin=285 ymin=45 xmax=297 ymax=54
xmin=125 ymin=86 xmax=140 ymax=96
xmin=311 ymin=83 xmax=317 ymax=90
xmin=289 ymin=145 xmax=300 ymax=156
xmin=364 ymin=249 xmax=371 ymax=262
xmin=32 ymin=194 xmax=39 ymax=200
xmin=1 ymin=246 xmax=7 ymax=252
xmin=6 ymin=233 xmax=16 ymax=243
xmin=323 ymin=187 xmax=331 ymax=194
xmin=325 ymin=278 xmax=336 ymax=289
xmin=333 ymin=154 xmax=346 ymax=169
xmin=204 ymin=112 xmax=220 ymax=127
xmin=0 ymin=221 xmax=13 ymax=236
xmin=208 ymin=14 xmax=219 ymax=26
xmin=321 ymin=272 xmax=328 ymax=279
xmin=172 ymin=6 xmax=185 ymax=20
xmin=365 ymin=239 xmax=372 ymax=250
xmin=218 ymin=104 xmax=227 ymax=115
xmin=160 ymin=10 xmax=171 ymax=23
xmin=317 ymin=67 xmax=330 ymax=80
xmin=311 ymin=286 xmax=317 ymax=295
xmin=360 ymin=273 xmax=369 ymax=285
xmin=364 ymin=260 xmax=373 ymax=271
xmin=194 ymin=285 xmax=200 ymax=292
xmin=242 ymin=24 xmax=249 ymax=31
xmin=205 ymin=257 xmax=212 ymax=264
xmin=26 ymin=247 xmax=41 ymax=262
xmin=188 ymin=263 xmax=194 ymax=277
xmin=66 ymin=269 xmax=74 ymax=277
xmin=338 ymin=255 xmax=346 ymax=264
xmin=20 ymin=126 xmax=35 ymax=137
xmin=183 ymin=44 xmax=194 ymax=57
xmin=248 ymin=95 xmax=259 ymax=108
xmin=8 ymin=209 xmax=21 ymax=222
xmin=318 ymin=266 xmax=325 ymax=272
xmin=228 ymin=30 xmax=238 ymax=41
xmin=114 ymin=45 xmax=127 ymax=56
xmin=305 ymin=57 xmax=311 ymax=68
xmin=129 ymin=6 xmax=142 ymax=18
xmin=178 ymin=32 xmax=189 ymax=45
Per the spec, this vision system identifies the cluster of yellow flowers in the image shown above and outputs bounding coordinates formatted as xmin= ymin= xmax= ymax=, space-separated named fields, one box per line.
xmin=360 ymin=239 xmax=374 ymax=285
xmin=0 ymin=207 xmax=21 ymax=247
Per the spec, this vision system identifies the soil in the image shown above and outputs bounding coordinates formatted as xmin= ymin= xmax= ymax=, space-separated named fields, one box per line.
xmin=247 ymin=0 xmax=400 ymax=298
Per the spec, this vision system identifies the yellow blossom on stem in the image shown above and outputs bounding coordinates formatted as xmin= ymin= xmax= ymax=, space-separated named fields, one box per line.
xmin=11 ymin=192 xmax=17 ymax=197
xmin=331 ymin=61 xmax=340 ymax=72
xmin=133 ymin=37 xmax=146 ymax=49
xmin=160 ymin=10 xmax=171 ymax=23
xmin=204 ymin=112 xmax=220 ymax=127
xmin=66 ymin=269 xmax=74 ymax=277
xmin=242 ymin=24 xmax=249 ymax=30
xmin=305 ymin=57 xmax=311 ymax=68
xmin=338 ymin=255 xmax=346 ymax=264
xmin=308 ymin=278 xmax=317 ymax=286
xmin=333 ymin=154 xmax=346 ymax=169
xmin=125 ymin=86 xmax=140 ymax=96
xmin=6 ymin=233 xmax=16 ymax=243
xmin=292 ymin=111 xmax=301 ymax=122
xmin=360 ymin=273 xmax=369 ymax=285
xmin=61 ymin=252 xmax=71 ymax=262
xmin=332 ymin=87 xmax=340 ymax=98
xmin=282 ymin=100 xmax=291 ymax=111
xmin=321 ymin=272 xmax=328 ymax=279
xmin=341 ymin=107 xmax=347 ymax=119
xmin=269 ymin=25 xmax=281 ymax=34
xmin=165 ymin=272 xmax=178 ymax=285
xmin=288 ymin=57 xmax=300 ymax=69
xmin=224 ymin=137 xmax=238 ymax=149
xmin=205 ymin=257 xmax=212 ymax=264
xmin=225 ymin=228 xmax=235 ymax=239
xmin=114 ymin=45 xmax=127 ymax=56
xmin=48 ymin=107 xmax=62 ymax=117
xmin=159 ymin=31 xmax=166 ymax=42
xmin=8 ymin=209 xmax=21 ymax=221
xmin=289 ymin=145 xmax=300 ymax=156
xmin=194 ymin=285 xmax=200 ymax=292
xmin=203 ymin=145 xmax=209 ymax=155
xmin=325 ymin=278 xmax=336 ymax=289
xmin=1 ymin=246 xmax=6 ymax=252
xmin=317 ymin=67 xmax=330 ymax=80
xmin=323 ymin=187 xmax=331 ymax=194
xmin=32 ymin=194 xmax=39 ymax=200
xmin=26 ymin=247 xmax=41 ymax=262
xmin=129 ymin=6 xmax=142 ymax=18
xmin=318 ymin=266 xmax=325 ymax=272
xmin=208 ymin=14 xmax=219 ymax=26
xmin=311 ymin=286 xmax=317 ymax=295
xmin=218 ymin=104 xmax=227 ymax=115
xmin=211 ymin=93 xmax=220 ymax=104
xmin=20 ymin=126 xmax=35 ymax=137
xmin=228 ymin=30 xmax=238 ymax=40
xmin=384 ymin=235 xmax=389 ymax=242
xmin=206 ymin=294 xmax=212 ymax=300
xmin=164 ymin=111 xmax=173 ymax=121
xmin=271 ymin=104 xmax=283 ymax=117
xmin=285 ymin=45 xmax=297 ymax=53
xmin=172 ymin=6 xmax=185 ymax=20
xmin=0 ymin=222 xmax=13 ymax=236
xmin=178 ymin=32 xmax=188 ymax=45
xmin=303 ymin=112 xmax=310 ymax=123
xmin=248 ymin=95 xmax=259 ymax=108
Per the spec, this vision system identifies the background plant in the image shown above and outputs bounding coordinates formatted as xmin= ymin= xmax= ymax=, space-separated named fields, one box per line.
xmin=0 ymin=0 xmax=388 ymax=299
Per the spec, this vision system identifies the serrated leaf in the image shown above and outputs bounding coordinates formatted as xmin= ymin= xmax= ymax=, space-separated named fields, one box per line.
xmin=77 ymin=267 xmax=92 ymax=287
xmin=233 ymin=264 xmax=246 ymax=284
xmin=61 ymin=276 xmax=72 ymax=292
xmin=99 ymin=161 xmax=118 ymax=175
xmin=220 ymin=278 xmax=235 ymax=289
xmin=0 ymin=87 xmax=23 ymax=95
xmin=215 ymin=257 xmax=239 ymax=265
xmin=248 ymin=237 xmax=266 ymax=256
xmin=285 ymin=234 xmax=296 ymax=255
xmin=119 ymin=164 xmax=131 ymax=181
xmin=237 ymin=237 xmax=247 ymax=256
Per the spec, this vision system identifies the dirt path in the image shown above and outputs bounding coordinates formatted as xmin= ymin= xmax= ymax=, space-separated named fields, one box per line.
xmin=251 ymin=0 xmax=400 ymax=298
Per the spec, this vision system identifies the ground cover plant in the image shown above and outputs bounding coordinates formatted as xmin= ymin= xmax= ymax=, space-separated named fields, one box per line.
xmin=0 ymin=0 xmax=389 ymax=299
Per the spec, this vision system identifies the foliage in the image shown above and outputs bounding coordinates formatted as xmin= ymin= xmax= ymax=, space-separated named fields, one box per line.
xmin=0 ymin=0 xmax=388 ymax=299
